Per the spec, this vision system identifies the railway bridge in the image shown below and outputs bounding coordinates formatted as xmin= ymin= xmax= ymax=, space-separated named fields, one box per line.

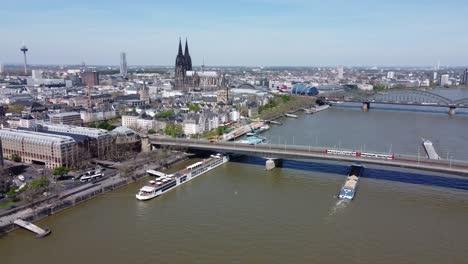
xmin=324 ymin=89 xmax=468 ymax=115
xmin=148 ymin=137 xmax=468 ymax=176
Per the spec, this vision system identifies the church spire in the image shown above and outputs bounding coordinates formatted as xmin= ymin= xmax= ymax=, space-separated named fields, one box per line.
xmin=184 ymin=38 xmax=190 ymax=56
xmin=184 ymin=38 xmax=192 ymax=71
xmin=178 ymin=37 xmax=183 ymax=56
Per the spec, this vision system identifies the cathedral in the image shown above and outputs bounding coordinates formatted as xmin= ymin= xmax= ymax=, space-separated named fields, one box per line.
xmin=174 ymin=38 xmax=225 ymax=91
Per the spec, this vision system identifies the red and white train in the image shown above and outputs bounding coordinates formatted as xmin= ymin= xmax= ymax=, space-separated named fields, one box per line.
xmin=325 ymin=149 xmax=395 ymax=160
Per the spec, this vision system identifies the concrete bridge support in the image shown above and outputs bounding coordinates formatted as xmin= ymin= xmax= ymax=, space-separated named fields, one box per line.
xmin=141 ymin=136 xmax=152 ymax=153
xmin=362 ymin=102 xmax=370 ymax=111
xmin=449 ymin=106 xmax=456 ymax=116
xmin=265 ymin=158 xmax=283 ymax=170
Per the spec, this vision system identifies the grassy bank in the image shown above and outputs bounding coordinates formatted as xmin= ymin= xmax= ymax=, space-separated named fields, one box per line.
xmin=258 ymin=95 xmax=316 ymax=119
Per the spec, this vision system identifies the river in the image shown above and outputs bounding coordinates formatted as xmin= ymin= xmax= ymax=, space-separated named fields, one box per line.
xmin=2 ymin=97 xmax=468 ymax=264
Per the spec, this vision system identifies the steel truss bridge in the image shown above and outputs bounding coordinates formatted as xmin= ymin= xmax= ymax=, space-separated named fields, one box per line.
xmin=324 ymin=89 xmax=468 ymax=112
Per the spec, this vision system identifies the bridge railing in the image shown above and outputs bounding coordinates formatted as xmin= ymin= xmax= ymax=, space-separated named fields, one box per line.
xmin=150 ymin=136 xmax=468 ymax=170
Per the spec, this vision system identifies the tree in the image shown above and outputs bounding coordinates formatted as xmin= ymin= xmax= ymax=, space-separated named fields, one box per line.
xmin=374 ymin=84 xmax=386 ymax=92
xmin=71 ymin=119 xmax=83 ymax=126
xmin=97 ymin=121 xmax=115 ymax=131
xmin=11 ymin=154 xmax=21 ymax=162
xmin=53 ymin=167 xmax=70 ymax=177
xmin=164 ymin=122 xmax=184 ymax=138
xmin=88 ymin=123 xmax=97 ymax=128
xmin=20 ymin=176 xmax=50 ymax=203
xmin=155 ymin=110 xmax=174 ymax=119
xmin=28 ymin=177 xmax=50 ymax=190
xmin=7 ymin=104 xmax=25 ymax=114
xmin=189 ymin=104 xmax=201 ymax=112
xmin=148 ymin=129 xmax=156 ymax=135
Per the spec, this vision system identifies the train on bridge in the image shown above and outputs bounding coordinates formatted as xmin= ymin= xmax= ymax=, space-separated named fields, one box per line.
xmin=325 ymin=149 xmax=395 ymax=160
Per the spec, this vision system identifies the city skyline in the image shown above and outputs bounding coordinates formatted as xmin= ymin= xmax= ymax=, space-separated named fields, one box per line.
xmin=0 ymin=0 xmax=467 ymax=66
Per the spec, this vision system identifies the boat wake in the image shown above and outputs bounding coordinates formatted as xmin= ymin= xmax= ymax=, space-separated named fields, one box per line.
xmin=326 ymin=199 xmax=348 ymax=219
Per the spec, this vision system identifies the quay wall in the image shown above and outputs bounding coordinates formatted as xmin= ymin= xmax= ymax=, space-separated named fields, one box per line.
xmin=0 ymin=155 xmax=188 ymax=237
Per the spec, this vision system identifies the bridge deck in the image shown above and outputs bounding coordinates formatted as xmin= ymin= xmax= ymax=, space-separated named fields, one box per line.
xmin=150 ymin=137 xmax=468 ymax=176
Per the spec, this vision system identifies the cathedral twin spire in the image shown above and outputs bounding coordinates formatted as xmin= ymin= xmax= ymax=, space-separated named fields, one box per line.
xmin=176 ymin=38 xmax=192 ymax=72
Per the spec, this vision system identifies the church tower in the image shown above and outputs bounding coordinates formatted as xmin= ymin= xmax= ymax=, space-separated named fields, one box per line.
xmin=139 ymin=81 xmax=150 ymax=104
xmin=175 ymin=38 xmax=186 ymax=89
xmin=184 ymin=39 xmax=192 ymax=71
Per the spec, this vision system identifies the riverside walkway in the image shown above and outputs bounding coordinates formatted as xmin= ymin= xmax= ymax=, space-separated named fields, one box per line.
xmin=149 ymin=137 xmax=468 ymax=175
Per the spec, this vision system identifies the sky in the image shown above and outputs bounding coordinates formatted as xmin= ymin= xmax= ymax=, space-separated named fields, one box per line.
xmin=0 ymin=0 xmax=467 ymax=67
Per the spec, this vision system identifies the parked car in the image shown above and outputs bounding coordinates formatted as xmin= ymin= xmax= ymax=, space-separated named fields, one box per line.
xmin=18 ymin=175 xmax=25 ymax=182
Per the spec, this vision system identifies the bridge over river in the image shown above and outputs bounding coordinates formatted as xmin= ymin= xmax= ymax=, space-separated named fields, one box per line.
xmin=324 ymin=89 xmax=468 ymax=115
xmin=149 ymin=137 xmax=468 ymax=176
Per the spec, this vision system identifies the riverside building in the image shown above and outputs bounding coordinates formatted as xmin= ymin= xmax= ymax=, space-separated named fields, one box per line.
xmin=35 ymin=124 xmax=112 ymax=159
xmin=0 ymin=128 xmax=78 ymax=168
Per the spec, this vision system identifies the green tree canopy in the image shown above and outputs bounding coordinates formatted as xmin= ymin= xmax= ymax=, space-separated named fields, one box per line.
xmin=189 ymin=104 xmax=201 ymax=112
xmin=7 ymin=104 xmax=25 ymax=114
xmin=53 ymin=167 xmax=71 ymax=176
xmin=11 ymin=154 xmax=21 ymax=162
xmin=156 ymin=110 xmax=175 ymax=119
xmin=28 ymin=177 xmax=50 ymax=190
xmin=164 ymin=122 xmax=184 ymax=138
xmin=97 ymin=121 xmax=115 ymax=131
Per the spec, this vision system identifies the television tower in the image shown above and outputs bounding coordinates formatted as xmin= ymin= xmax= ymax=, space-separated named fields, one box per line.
xmin=20 ymin=43 xmax=29 ymax=74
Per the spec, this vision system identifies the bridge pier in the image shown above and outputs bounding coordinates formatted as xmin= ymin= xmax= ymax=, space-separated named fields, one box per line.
xmin=265 ymin=158 xmax=283 ymax=171
xmin=141 ymin=136 xmax=152 ymax=153
xmin=362 ymin=102 xmax=370 ymax=111
xmin=449 ymin=106 xmax=456 ymax=116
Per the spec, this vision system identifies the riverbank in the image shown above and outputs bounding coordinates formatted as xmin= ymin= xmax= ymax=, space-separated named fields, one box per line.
xmin=258 ymin=94 xmax=316 ymax=120
xmin=0 ymin=153 xmax=189 ymax=237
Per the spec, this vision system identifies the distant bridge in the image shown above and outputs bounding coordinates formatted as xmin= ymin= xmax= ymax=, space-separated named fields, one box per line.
xmin=324 ymin=89 xmax=468 ymax=115
xmin=149 ymin=137 xmax=468 ymax=175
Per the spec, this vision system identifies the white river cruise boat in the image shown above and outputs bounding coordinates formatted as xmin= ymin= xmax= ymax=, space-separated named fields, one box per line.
xmin=136 ymin=154 xmax=229 ymax=201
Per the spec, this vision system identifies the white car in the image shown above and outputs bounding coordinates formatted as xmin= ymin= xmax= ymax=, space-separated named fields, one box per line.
xmin=18 ymin=175 xmax=25 ymax=182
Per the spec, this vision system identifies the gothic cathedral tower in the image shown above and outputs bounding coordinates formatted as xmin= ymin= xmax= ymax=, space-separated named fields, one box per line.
xmin=175 ymin=38 xmax=186 ymax=89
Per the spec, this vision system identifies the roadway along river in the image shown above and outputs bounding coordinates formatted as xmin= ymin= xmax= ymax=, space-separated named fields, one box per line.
xmin=2 ymin=106 xmax=468 ymax=264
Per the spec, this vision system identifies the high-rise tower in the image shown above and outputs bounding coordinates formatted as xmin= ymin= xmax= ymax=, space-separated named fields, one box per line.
xmin=461 ymin=69 xmax=468 ymax=85
xmin=120 ymin=52 xmax=128 ymax=78
xmin=20 ymin=43 xmax=29 ymax=75
xmin=337 ymin=65 xmax=344 ymax=80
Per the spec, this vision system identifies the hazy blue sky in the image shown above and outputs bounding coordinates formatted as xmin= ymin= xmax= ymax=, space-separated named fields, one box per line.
xmin=1 ymin=0 xmax=467 ymax=66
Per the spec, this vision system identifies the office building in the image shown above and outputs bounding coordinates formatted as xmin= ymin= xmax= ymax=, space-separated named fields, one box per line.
xmin=387 ymin=71 xmax=395 ymax=79
xmin=337 ymin=65 xmax=344 ymax=80
xmin=49 ymin=112 xmax=82 ymax=125
xmin=120 ymin=52 xmax=128 ymax=78
xmin=81 ymin=71 xmax=100 ymax=87
xmin=0 ymin=62 xmax=4 ymax=74
xmin=461 ymin=69 xmax=468 ymax=85
xmin=0 ymin=128 xmax=78 ymax=168
xmin=37 ymin=123 xmax=112 ymax=159
xmin=32 ymin=70 xmax=43 ymax=79
xmin=439 ymin=74 xmax=449 ymax=86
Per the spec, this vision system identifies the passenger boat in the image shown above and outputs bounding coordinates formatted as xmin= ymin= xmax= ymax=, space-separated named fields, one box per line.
xmin=338 ymin=164 xmax=364 ymax=200
xmin=258 ymin=125 xmax=270 ymax=132
xmin=285 ymin=113 xmax=298 ymax=118
xmin=237 ymin=136 xmax=266 ymax=145
xmin=246 ymin=129 xmax=259 ymax=136
xmin=136 ymin=154 xmax=229 ymax=201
